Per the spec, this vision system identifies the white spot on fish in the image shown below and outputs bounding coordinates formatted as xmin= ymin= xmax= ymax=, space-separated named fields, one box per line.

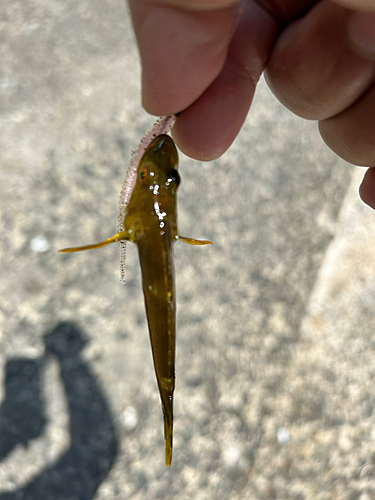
xmin=154 ymin=201 xmax=166 ymax=220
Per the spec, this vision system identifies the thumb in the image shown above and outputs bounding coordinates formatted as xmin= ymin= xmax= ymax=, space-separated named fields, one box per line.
xmin=128 ymin=0 xmax=241 ymax=115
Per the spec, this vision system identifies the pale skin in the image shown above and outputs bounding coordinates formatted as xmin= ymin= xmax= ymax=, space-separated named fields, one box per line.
xmin=129 ymin=0 xmax=375 ymax=209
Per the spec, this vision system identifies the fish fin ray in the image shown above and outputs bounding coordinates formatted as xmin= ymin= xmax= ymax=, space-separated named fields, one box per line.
xmin=59 ymin=231 xmax=130 ymax=253
xmin=178 ymin=235 xmax=212 ymax=246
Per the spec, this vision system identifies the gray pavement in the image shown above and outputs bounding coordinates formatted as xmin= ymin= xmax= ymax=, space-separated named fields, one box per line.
xmin=0 ymin=1 xmax=374 ymax=499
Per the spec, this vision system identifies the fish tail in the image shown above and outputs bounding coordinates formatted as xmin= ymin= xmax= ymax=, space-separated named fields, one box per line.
xmin=162 ymin=397 xmax=173 ymax=467
xmin=59 ymin=231 xmax=129 ymax=253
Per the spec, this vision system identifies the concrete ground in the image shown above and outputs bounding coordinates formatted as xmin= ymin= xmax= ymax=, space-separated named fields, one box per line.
xmin=0 ymin=0 xmax=374 ymax=499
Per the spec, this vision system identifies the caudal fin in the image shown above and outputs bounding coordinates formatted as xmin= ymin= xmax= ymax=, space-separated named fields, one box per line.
xmin=162 ymin=398 xmax=173 ymax=467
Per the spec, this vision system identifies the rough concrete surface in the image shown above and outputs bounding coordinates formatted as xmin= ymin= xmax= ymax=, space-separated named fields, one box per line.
xmin=0 ymin=1 xmax=374 ymax=499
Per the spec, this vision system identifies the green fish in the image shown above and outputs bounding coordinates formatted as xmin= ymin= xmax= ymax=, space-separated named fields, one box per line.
xmin=60 ymin=117 xmax=211 ymax=466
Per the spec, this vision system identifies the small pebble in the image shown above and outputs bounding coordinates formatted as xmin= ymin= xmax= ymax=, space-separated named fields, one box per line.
xmin=120 ymin=406 xmax=138 ymax=431
xmin=277 ymin=427 xmax=290 ymax=445
xmin=30 ymin=235 xmax=50 ymax=253
xmin=223 ymin=445 xmax=241 ymax=467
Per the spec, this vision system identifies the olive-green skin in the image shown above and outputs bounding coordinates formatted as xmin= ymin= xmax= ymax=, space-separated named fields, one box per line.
xmin=125 ymin=135 xmax=179 ymax=467
xmin=60 ymin=133 xmax=211 ymax=467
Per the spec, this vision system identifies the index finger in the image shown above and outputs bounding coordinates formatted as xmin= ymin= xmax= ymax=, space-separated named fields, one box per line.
xmin=143 ymin=0 xmax=241 ymax=10
xmin=129 ymin=0 xmax=239 ymax=115
xmin=333 ymin=0 xmax=375 ymax=11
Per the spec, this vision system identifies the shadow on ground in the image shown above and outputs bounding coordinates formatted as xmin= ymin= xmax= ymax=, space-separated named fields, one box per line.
xmin=0 ymin=322 xmax=117 ymax=500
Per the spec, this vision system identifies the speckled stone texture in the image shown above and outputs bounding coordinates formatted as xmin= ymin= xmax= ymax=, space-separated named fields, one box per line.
xmin=0 ymin=1 xmax=374 ymax=499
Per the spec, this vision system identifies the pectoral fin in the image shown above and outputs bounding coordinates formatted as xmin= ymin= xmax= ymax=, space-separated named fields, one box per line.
xmin=178 ymin=236 xmax=212 ymax=246
xmin=59 ymin=231 xmax=130 ymax=253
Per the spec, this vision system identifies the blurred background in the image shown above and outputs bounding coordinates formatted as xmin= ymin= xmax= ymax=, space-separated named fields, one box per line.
xmin=1 ymin=0 xmax=375 ymax=499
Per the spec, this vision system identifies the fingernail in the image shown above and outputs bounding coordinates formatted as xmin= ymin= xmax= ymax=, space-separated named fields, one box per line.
xmin=347 ymin=11 xmax=375 ymax=60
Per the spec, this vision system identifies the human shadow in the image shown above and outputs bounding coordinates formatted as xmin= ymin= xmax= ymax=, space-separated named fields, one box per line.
xmin=0 ymin=359 xmax=46 ymax=461
xmin=0 ymin=322 xmax=118 ymax=500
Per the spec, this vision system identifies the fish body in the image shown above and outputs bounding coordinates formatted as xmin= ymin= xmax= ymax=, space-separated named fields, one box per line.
xmin=60 ymin=120 xmax=211 ymax=466
xmin=125 ymin=134 xmax=180 ymax=466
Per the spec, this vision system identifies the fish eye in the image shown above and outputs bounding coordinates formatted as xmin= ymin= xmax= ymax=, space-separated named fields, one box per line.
xmin=168 ymin=169 xmax=180 ymax=188
xmin=140 ymin=166 xmax=148 ymax=184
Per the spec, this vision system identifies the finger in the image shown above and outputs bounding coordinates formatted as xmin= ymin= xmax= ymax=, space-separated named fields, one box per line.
xmin=172 ymin=58 xmax=255 ymax=160
xmin=319 ymin=83 xmax=375 ymax=166
xmin=130 ymin=0 xmax=317 ymax=160
xmin=172 ymin=1 xmax=278 ymax=160
xmin=170 ymin=0 xmax=316 ymax=160
xmin=346 ymin=11 xmax=375 ymax=61
xmin=129 ymin=0 xmax=317 ymax=118
xmin=265 ymin=1 xmax=375 ymax=120
xmin=143 ymin=0 xmax=241 ymax=10
xmin=359 ymin=168 xmax=375 ymax=209
xmin=129 ymin=1 xmax=238 ymax=115
xmin=333 ymin=0 xmax=375 ymax=11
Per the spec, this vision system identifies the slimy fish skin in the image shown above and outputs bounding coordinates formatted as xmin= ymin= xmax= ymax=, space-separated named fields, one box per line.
xmin=60 ymin=117 xmax=211 ymax=467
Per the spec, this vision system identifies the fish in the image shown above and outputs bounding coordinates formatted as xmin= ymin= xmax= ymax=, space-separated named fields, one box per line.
xmin=59 ymin=116 xmax=212 ymax=466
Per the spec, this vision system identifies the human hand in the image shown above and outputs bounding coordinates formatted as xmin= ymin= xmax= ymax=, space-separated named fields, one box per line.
xmin=128 ymin=0 xmax=375 ymax=206
xmin=264 ymin=0 xmax=375 ymax=209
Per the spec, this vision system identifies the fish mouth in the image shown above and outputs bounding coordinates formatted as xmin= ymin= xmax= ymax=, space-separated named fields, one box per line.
xmin=142 ymin=134 xmax=179 ymax=176
xmin=147 ymin=134 xmax=176 ymax=155
xmin=154 ymin=136 xmax=166 ymax=151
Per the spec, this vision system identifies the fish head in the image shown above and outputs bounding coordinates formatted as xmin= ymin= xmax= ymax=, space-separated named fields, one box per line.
xmin=137 ymin=134 xmax=180 ymax=194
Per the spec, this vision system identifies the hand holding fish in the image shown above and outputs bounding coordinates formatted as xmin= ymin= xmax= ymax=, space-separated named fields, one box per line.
xmin=129 ymin=0 xmax=375 ymax=206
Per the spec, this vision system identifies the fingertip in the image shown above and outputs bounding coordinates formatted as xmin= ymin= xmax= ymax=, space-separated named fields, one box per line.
xmin=171 ymin=56 xmax=256 ymax=161
xmin=172 ymin=117 xmax=228 ymax=161
xmin=318 ymin=82 xmax=375 ymax=167
xmin=133 ymin=3 xmax=236 ymax=116
xmin=359 ymin=168 xmax=375 ymax=209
